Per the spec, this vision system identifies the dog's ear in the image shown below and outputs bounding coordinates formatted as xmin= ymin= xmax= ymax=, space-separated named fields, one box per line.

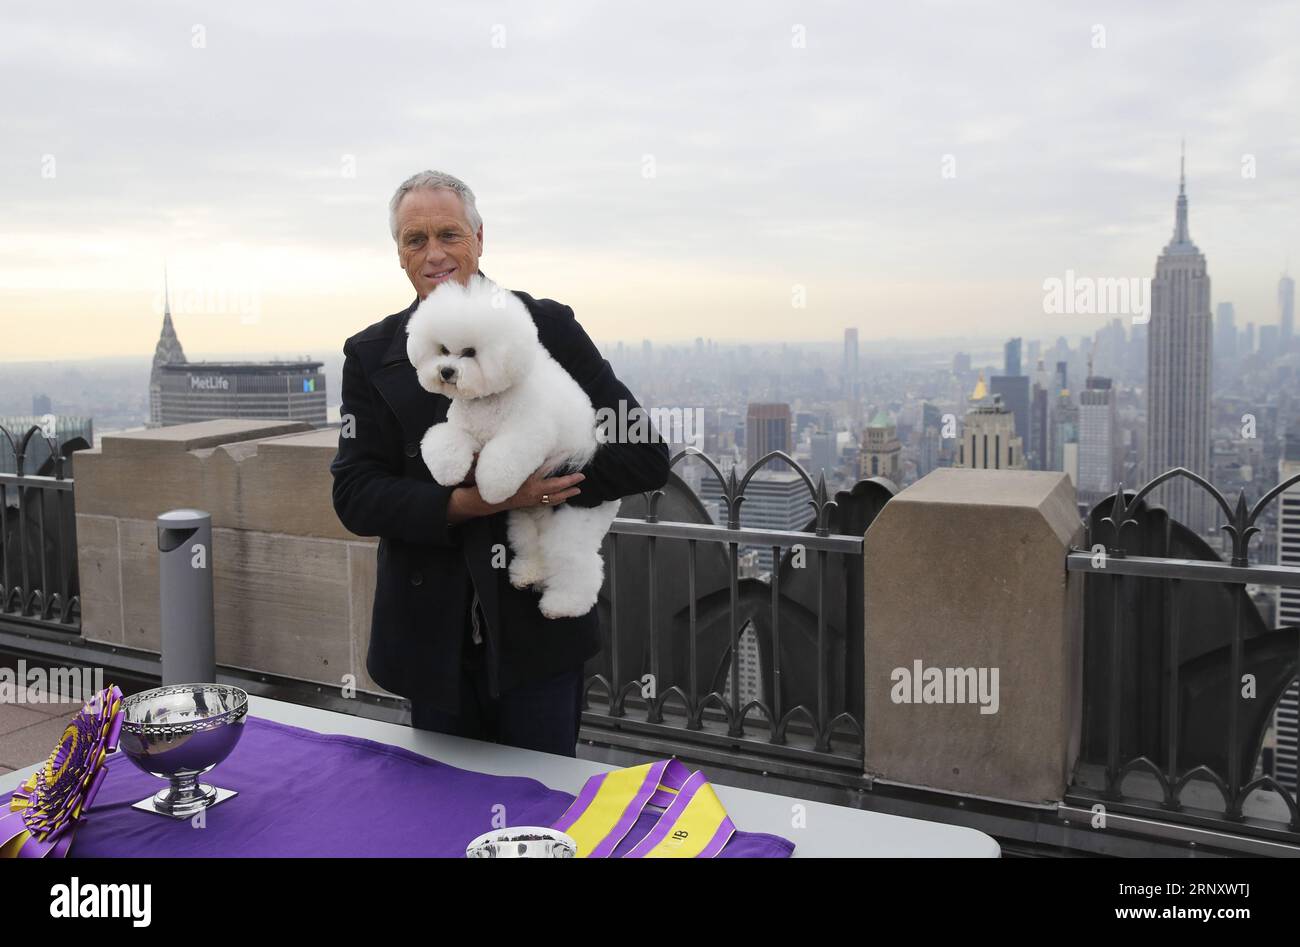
xmin=405 ymin=320 xmax=428 ymax=368
xmin=473 ymin=292 xmax=538 ymax=394
xmin=405 ymin=302 xmax=441 ymax=369
xmin=498 ymin=327 xmax=538 ymax=383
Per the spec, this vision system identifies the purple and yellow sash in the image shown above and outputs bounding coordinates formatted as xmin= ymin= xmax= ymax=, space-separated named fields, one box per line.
xmin=552 ymin=759 xmax=736 ymax=858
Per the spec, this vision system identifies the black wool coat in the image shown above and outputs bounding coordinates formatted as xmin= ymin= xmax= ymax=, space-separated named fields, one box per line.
xmin=330 ymin=287 xmax=670 ymax=713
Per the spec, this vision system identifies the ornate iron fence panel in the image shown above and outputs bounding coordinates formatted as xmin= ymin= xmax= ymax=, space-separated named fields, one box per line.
xmin=582 ymin=447 xmax=894 ymax=773
xmin=1068 ymin=467 xmax=1300 ymax=843
xmin=0 ymin=423 xmax=82 ymax=632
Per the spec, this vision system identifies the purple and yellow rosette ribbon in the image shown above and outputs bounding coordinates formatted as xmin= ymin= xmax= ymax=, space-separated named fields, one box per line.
xmin=0 ymin=684 xmax=124 ymax=858
xmin=552 ymin=759 xmax=736 ymax=858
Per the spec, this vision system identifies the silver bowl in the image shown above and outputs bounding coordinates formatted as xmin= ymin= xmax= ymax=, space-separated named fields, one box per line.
xmin=466 ymin=827 xmax=577 ymax=858
xmin=118 ymin=683 xmax=248 ymax=819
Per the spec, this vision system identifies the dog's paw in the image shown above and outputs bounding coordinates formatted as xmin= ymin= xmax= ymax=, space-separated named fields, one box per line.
xmin=420 ymin=428 xmax=473 ymax=486
xmin=508 ymin=557 xmax=547 ymax=590
xmin=474 ymin=465 xmax=524 ymax=505
xmin=538 ymin=586 xmax=595 ymax=620
xmin=425 ymin=451 xmax=472 ymax=487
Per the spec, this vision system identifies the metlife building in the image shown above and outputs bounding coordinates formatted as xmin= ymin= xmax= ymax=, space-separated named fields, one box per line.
xmin=157 ymin=361 xmax=327 ymax=427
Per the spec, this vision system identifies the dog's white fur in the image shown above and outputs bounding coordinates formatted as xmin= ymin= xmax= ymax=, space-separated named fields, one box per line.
xmin=406 ymin=275 xmax=620 ymax=619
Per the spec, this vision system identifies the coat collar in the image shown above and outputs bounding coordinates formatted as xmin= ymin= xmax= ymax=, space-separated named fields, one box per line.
xmin=381 ymin=269 xmax=491 ymax=368
xmin=381 ymin=296 xmax=421 ymax=367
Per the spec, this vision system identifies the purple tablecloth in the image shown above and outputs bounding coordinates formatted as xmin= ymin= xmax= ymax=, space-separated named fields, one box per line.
xmin=5 ymin=716 xmax=793 ymax=857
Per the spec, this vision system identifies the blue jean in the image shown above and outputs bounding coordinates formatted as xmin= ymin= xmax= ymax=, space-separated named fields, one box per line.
xmin=409 ymin=637 xmax=585 ymax=758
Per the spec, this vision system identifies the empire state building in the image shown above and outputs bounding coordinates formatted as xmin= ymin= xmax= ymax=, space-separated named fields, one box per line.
xmin=1145 ymin=150 xmax=1213 ymax=534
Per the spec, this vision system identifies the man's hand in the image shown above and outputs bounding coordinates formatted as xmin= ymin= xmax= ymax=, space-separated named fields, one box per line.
xmin=446 ymin=463 xmax=584 ymax=525
xmin=504 ymin=465 xmax=585 ymax=511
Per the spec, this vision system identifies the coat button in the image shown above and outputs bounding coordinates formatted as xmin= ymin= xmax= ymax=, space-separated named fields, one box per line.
xmin=410 ymin=571 xmax=423 ymax=586
xmin=405 ymin=441 xmax=419 ymax=458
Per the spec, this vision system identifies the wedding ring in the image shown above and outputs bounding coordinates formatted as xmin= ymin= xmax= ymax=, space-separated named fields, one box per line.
xmin=541 ymin=494 xmax=551 ymax=505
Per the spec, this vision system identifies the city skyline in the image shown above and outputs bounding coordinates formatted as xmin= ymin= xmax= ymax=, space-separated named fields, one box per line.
xmin=2 ymin=1 xmax=1298 ymax=359
xmin=8 ymin=1 xmax=1300 ymax=876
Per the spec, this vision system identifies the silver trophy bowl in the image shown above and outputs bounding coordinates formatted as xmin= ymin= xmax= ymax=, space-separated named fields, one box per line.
xmin=466 ymin=827 xmax=577 ymax=858
xmin=118 ymin=683 xmax=248 ymax=819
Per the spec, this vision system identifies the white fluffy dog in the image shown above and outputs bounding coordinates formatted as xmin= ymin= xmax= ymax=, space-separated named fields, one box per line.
xmin=406 ymin=275 xmax=621 ymax=619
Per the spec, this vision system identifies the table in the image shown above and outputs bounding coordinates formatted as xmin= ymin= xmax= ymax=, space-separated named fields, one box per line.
xmin=0 ymin=696 xmax=999 ymax=857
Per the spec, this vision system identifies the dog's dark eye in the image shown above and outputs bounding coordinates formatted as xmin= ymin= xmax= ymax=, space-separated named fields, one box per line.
xmin=438 ymin=345 xmax=449 ymax=356
xmin=461 ymin=348 xmax=476 ymax=358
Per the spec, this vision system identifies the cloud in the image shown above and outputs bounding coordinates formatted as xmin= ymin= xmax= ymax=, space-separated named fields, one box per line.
xmin=0 ymin=0 xmax=1297 ymax=357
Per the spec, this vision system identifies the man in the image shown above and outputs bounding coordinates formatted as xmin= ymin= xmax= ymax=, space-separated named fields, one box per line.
xmin=331 ymin=170 xmax=669 ymax=756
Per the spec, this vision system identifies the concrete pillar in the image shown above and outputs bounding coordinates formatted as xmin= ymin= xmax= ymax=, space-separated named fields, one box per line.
xmin=863 ymin=468 xmax=1083 ymax=803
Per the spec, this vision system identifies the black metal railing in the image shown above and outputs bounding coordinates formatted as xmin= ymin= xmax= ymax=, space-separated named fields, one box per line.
xmin=1067 ymin=467 xmax=1300 ymax=844
xmin=0 ymin=423 xmax=81 ymax=632
xmin=581 ymin=447 xmax=894 ymax=775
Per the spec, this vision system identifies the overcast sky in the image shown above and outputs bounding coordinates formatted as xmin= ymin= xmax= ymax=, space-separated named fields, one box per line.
xmin=2 ymin=0 xmax=1297 ymax=360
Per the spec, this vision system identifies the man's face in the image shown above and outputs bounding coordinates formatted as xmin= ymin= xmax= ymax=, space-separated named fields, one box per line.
xmin=395 ymin=187 xmax=483 ymax=299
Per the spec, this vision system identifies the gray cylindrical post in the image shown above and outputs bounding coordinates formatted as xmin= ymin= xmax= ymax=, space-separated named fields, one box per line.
xmin=157 ymin=509 xmax=216 ymax=684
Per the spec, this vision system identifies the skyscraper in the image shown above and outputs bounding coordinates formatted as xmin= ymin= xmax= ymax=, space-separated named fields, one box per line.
xmin=746 ymin=402 xmax=792 ymax=469
xmin=1215 ymin=302 xmax=1237 ymax=360
xmin=1052 ymin=387 xmax=1079 ymax=481
xmin=1030 ymin=376 xmax=1049 ymax=470
xmin=1274 ymin=430 xmax=1300 ymax=792
xmin=918 ymin=402 xmax=943 ymax=478
xmin=990 ymin=374 xmax=1030 ymax=448
xmin=1004 ymin=337 xmax=1023 ymax=377
xmin=842 ymin=327 xmax=860 ymax=399
xmin=1280 ymin=270 xmax=1296 ymax=352
xmin=149 ymin=270 xmax=187 ymax=428
xmin=1145 ymin=149 xmax=1213 ymax=534
xmin=1260 ymin=324 xmax=1280 ymax=356
xmin=156 ymin=361 xmax=327 ymax=426
xmin=810 ymin=430 xmax=838 ymax=481
xmin=1077 ymin=376 xmax=1119 ymax=509
xmin=956 ymin=375 xmax=1024 ymax=471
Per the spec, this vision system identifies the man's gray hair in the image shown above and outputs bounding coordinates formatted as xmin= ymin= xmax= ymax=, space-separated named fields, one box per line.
xmin=388 ymin=170 xmax=482 ymax=240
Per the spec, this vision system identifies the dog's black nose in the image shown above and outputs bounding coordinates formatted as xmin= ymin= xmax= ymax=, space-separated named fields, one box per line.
xmin=440 ymin=367 xmax=457 ymax=382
